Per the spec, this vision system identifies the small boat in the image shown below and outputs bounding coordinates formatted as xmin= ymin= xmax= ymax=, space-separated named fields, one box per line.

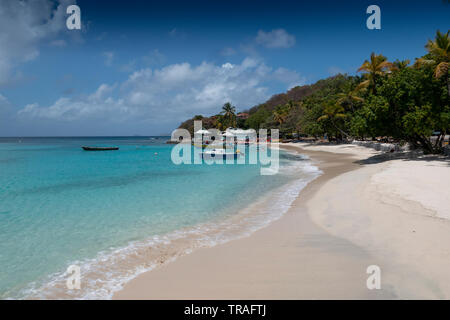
xmin=201 ymin=148 xmax=241 ymax=160
xmin=82 ymin=146 xmax=119 ymax=151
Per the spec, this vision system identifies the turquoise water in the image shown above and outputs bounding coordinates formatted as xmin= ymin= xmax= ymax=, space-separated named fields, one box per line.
xmin=0 ymin=137 xmax=319 ymax=299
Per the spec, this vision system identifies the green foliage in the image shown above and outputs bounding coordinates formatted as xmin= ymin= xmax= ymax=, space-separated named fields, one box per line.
xmin=349 ymin=114 xmax=368 ymax=138
xmin=179 ymin=30 xmax=449 ymax=153
xmin=220 ymin=102 xmax=237 ymax=128
xmin=402 ymin=105 xmax=435 ymax=138
xmin=375 ymin=65 xmax=449 ymax=152
xmin=244 ymin=106 xmax=271 ymax=129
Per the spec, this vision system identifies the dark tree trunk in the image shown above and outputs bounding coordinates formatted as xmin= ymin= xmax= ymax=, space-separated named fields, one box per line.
xmin=331 ymin=120 xmax=350 ymax=139
xmin=447 ymin=72 xmax=450 ymax=97
xmin=414 ymin=134 xmax=437 ymax=154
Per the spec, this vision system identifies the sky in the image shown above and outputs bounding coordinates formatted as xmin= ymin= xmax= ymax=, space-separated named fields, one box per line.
xmin=0 ymin=0 xmax=448 ymax=136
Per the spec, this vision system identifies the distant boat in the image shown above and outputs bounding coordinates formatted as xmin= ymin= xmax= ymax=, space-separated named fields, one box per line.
xmin=82 ymin=146 xmax=119 ymax=151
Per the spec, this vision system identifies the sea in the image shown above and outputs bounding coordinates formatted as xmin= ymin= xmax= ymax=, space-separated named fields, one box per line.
xmin=0 ymin=136 xmax=321 ymax=299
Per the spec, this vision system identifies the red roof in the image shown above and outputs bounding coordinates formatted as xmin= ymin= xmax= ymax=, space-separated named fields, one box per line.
xmin=237 ymin=112 xmax=249 ymax=119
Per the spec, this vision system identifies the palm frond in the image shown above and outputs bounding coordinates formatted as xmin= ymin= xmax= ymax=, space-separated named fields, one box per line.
xmin=357 ymin=61 xmax=370 ymax=73
xmin=435 ymin=61 xmax=449 ymax=78
xmin=413 ymin=58 xmax=435 ymax=68
xmin=355 ymin=80 xmax=370 ymax=91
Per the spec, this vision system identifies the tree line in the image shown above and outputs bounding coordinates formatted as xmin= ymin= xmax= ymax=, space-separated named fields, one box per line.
xmin=179 ymin=30 xmax=449 ymax=154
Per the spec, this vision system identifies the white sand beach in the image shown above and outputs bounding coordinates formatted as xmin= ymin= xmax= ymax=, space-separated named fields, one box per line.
xmin=115 ymin=143 xmax=450 ymax=299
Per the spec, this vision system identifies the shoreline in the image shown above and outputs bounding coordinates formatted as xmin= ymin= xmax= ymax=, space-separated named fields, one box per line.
xmin=114 ymin=142 xmax=450 ymax=299
xmin=20 ymin=146 xmax=319 ymax=300
xmin=114 ymin=143 xmax=391 ymax=299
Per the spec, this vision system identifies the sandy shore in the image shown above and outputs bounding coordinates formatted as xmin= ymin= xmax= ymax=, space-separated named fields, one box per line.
xmin=114 ymin=142 xmax=450 ymax=299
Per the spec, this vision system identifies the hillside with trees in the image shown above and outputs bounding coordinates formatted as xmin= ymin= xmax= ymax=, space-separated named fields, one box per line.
xmin=179 ymin=30 xmax=449 ymax=154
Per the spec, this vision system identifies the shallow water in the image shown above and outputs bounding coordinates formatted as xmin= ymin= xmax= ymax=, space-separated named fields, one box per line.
xmin=0 ymin=137 xmax=320 ymax=299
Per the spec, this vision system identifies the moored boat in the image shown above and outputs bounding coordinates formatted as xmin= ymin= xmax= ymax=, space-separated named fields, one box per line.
xmin=82 ymin=146 xmax=119 ymax=151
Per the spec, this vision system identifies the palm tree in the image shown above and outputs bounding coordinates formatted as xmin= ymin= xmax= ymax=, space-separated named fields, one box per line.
xmin=415 ymin=30 xmax=449 ymax=94
xmin=393 ymin=59 xmax=411 ymax=71
xmin=220 ymin=102 xmax=236 ymax=128
xmin=273 ymin=104 xmax=291 ymax=127
xmin=214 ymin=115 xmax=226 ymax=131
xmin=317 ymin=103 xmax=349 ymax=138
xmin=337 ymin=82 xmax=366 ymax=112
xmin=273 ymin=110 xmax=286 ymax=127
xmin=357 ymin=52 xmax=395 ymax=94
xmin=285 ymin=100 xmax=295 ymax=110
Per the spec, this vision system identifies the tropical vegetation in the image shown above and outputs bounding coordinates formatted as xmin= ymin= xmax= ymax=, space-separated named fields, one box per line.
xmin=179 ymin=30 xmax=450 ymax=154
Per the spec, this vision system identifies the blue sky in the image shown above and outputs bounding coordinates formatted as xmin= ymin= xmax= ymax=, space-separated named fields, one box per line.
xmin=0 ymin=0 xmax=448 ymax=136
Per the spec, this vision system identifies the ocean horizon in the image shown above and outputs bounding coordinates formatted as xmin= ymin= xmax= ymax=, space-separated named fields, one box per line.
xmin=0 ymin=136 xmax=320 ymax=299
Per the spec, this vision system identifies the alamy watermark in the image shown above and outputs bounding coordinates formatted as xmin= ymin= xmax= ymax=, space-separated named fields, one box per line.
xmin=66 ymin=5 xmax=81 ymax=30
xmin=66 ymin=264 xmax=81 ymax=290
xmin=366 ymin=5 xmax=381 ymax=30
xmin=64 ymin=4 xmax=380 ymax=31
xmin=170 ymin=121 xmax=280 ymax=175
xmin=366 ymin=265 xmax=381 ymax=290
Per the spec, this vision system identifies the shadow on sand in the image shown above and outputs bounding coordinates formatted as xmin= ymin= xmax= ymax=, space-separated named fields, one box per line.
xmin=355 ymin=151 xmax=450 ymax=166
xmin=287 ymin=141 xmax=450 ymax=166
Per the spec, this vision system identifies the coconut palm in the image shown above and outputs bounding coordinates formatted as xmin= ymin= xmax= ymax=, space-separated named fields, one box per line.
xmin=415 ymin=30 xmax=450 ymax=94
xmin=337 ymin=82 xmax=366 ymax=112
xmin=357 ymin=52 xmax=395 ymax=94
xmin=214 ymin=115 xmax=227 ymax=131
xmin=393 ymin=59 xmax=411 ymax=71
xmin=220 ymin=102 xmax=236 ymax=128
xmin=273 ymin=104 xmax=291 ymax=127
xmin=317 ymin=103 xmax=349 ymax=138
xmin=285 ymin=100 xmax=295 ymax=110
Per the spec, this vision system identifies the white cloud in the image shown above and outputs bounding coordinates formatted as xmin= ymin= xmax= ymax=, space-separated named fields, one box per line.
xmin=168 ymin=28 xmax=186 ymax=39
xmin=0 ymin=94 xmax=12 ymax=114
xmin=0 ymin=94 xmax=14 ymax=132
xmin=0 ymin=0 xmax=75 ymax=85
xmin=222 ymin=63 xmax=234 ymax=69
xmin=102 ymin=51 xmax=115 ymax=67
xmin=18 ymin=84 xmax=125 ymax=121
xmin=255 ymin=29 xmax=296 ymax=48
xmin=272 ymin=67 xmax=305 ymax=89
xmin=50 ymin=39 xmax=67 ymax=47
xmin=142 ymin=49 xmax=166 ymax=66
xmin=18 ymin=58 xmax=305 ymax=124
xmin=120 ymin=60 xmax=137 ymax=73
xmin=220 ymin=47 xmax=236 ymax=56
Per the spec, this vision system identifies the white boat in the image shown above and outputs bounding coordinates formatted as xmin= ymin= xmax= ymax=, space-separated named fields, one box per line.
xmin=201 ymin=148 xmax=242 ymax=160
